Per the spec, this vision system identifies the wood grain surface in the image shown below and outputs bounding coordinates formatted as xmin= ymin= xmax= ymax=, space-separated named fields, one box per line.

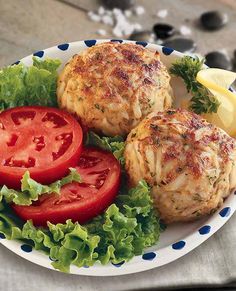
xmin=0 ymin=1 xmax=236 ymax=291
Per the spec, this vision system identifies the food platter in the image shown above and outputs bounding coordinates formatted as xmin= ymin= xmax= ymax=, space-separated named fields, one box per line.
xmin=0 ymin=39 xmax=235 ymax=276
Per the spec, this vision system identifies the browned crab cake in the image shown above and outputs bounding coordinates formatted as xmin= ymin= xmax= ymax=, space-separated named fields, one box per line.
xmin=124 ymin=108 xmax=236 ymax=223
xmin=57 ymin=42 xmax=173 ymax=136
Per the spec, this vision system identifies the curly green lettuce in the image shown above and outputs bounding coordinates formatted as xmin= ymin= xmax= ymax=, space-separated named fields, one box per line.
xmin=0 ymin=180 xmax=160 ymax=273
xmin=86 ymin=131 xmax=125 ymax=166
xmin=0 ymin=57 xmax=61 ymax=109
xmin=0 ymin=168 xmax=81 ymax=206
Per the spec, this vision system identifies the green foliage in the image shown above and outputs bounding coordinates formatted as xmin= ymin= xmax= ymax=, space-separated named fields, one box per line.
xmin=0 ymin=168 xmax=81 ymax=206
xmin=0 ymin=181 xmax=160 ymax=273
xmin=170 ymin=56 xmax=220 ymax=114
xmin=0 ymin=57 xmax=61 ymax=109
xmin=86 ymin=131 xmax=125 ymax=166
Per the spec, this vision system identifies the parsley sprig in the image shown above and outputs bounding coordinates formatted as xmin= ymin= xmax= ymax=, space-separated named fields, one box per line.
xmin=169 ymin=56 xmax=220 ymax=114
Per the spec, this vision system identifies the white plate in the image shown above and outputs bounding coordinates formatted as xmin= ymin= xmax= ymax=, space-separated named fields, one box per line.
xmin=0 ymin=39 xmax=235 ymax=276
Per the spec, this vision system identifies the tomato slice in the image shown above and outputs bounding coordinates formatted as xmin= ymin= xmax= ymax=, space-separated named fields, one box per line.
xmin=12 ymin=147 xmax=121 ymax=226
xmin=0 ymin=106 xmax=83 ymax=189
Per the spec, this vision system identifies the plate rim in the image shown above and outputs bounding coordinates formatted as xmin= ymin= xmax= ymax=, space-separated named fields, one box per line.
xmin=0 ymin=39 xmax=235 ymax=276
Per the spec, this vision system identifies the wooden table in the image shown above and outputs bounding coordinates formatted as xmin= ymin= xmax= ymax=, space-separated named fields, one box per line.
xmin=0 ymin=1 xmax=236 ymax=290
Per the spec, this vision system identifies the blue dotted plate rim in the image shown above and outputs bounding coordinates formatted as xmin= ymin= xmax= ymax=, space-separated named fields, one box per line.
xmin=2 ymin=39 xmax=236 ymax=276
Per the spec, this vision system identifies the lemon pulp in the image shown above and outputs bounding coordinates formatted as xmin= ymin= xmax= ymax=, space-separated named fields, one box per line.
xmin=196 ymin=68 xmax=236 ymax=136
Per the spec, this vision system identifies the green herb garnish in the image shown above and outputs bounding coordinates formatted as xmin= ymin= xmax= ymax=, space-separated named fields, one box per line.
xmin=169 ymin=56 xmax=220 ymax=114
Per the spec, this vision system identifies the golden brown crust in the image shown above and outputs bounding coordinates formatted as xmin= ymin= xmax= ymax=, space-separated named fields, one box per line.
xmin=125 ymin=109 xmax=236 ymax=223
xmin=57 ymin=42 xmax=173 ymax=136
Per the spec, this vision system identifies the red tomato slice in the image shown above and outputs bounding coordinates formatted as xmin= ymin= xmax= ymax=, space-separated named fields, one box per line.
xmin=0 ymin=106 xmax=83 ymax=189
xmin=12 ymin=147 xmax=121 ymax=226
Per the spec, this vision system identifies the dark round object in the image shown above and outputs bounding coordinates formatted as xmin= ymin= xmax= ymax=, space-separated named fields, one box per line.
xmin=21 ymin=244 xmax=33 ymax=253
xmin=101 ymin=0 xmax=135 ymax=10
xmin=129 ymin=30 xmax=153 ymax=42
xmin=153 ymin=23 xmax=175 ymax=39
xmin=234 ymin=49 xmax=236 ymax=58
xmin=200 ymin=11 xmax=228 ymax=30
xmin=205 ymin=51 xmax=232 ymax=70
xmin=0 ymin=233 xmax=5 ymax=239
xmin=233 ymin=50 xmax=236 ymax=71
xmin=163 ymin=38 xmax=196 ymax=53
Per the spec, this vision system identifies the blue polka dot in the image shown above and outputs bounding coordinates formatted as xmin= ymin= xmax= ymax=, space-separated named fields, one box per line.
xmin=229 ymin=87 xmax=234 ymax=92
xmin=57 ymin=43 xmax=69 ymax=51
xmin=112 ymin=261 xmax=125 ymax=267
xmin=172 ymin=240 xmax=186 ymax=250
xmin=12 ymin=61 xmax=20 ymax=66
xmin=83 ymin=265 xmax=89 ymax=268
xmin=0 ymin=233 xmax=5 ymax=239
xmin=110 ymin=39 xmax=123 ymax=43
xmin=84 ymin=40 xmax=97 ymax=47
xmin=49 ymin=256 xmax=57 ymax=261
xmin=219 ymin=207 xmax=231 ymax=217
xmin=21 ymin=244 xmax=32 ymax=253
xmin=162 ymin=46 xmax=174 ymax=55
xmin=33 ymin=51 xmax=44 ymax=58
xmin=136 ymin=41 xmax=148 ymax=47
xmin=198 ymin=225 xmax=211 ymax=235
xmin=142 ymin=252 xmax=156 ymax=261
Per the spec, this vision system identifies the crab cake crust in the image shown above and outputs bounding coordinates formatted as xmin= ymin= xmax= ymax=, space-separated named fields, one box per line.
xmin=124 ymin=109 xmax=236 ymax=223
xmin=57 ymin=42 xmax=173 ymax=136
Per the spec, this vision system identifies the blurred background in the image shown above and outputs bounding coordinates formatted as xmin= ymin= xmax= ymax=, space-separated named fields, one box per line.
xmin=0 ymin=0 xmax=236 ymax=70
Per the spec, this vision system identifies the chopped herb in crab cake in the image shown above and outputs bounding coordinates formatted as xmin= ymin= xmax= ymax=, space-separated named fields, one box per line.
xmin=124 ymin=108 xmax=236 ymax=223
xmin=57 ymin=42 xmax=173 ymax=136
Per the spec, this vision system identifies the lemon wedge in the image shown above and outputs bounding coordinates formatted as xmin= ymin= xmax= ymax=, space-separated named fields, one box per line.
xmin=196 ymin=68 xmax=236 ymax=136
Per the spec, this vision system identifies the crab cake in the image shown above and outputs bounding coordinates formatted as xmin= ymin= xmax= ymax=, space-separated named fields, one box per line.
xmin=57 ymin=42 xmax=173 ymax=136
xmin=124 ymin=109 xmax=236 ymax=223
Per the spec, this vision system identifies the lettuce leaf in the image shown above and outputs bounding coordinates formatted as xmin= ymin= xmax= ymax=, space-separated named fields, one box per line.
xmin=0 ymin=168 xmax=81 ymax=206
xmin=32 ymin=57 xmax=61 ymax=73
xmin=86 ymin=131 xmax=125 ymax=166
xmin=0 ymin=202 xmax=24 ymax=239
xmin=0 ymin=180 xmax=160 ymax=273
xmin=0 ymin=57 xmax=61 ymax=109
